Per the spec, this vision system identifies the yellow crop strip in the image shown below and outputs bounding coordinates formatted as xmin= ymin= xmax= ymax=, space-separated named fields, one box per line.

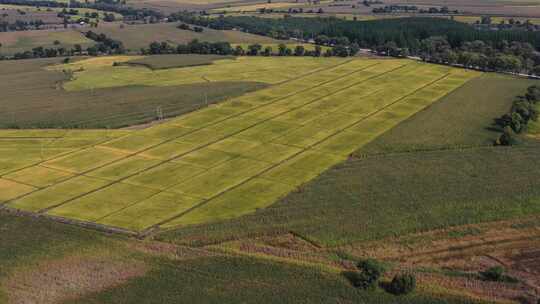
xmin=1 ymin=57 xmax=480 ymax=233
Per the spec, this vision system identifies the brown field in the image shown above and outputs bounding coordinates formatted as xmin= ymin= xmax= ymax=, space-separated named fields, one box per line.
xmin=0 ymin=29 xmax=94 ymax=55
xmin=0 ymin=7 xmax=62 ymax=24
xmin=90 ymin=22 xmax=280 ymax=51
xmin=385 ymin=0 xmax=540 ymax=17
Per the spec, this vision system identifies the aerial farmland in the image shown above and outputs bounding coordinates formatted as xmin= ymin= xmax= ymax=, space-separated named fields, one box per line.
xmin=1 ymin=3 xmax=540 ymax=303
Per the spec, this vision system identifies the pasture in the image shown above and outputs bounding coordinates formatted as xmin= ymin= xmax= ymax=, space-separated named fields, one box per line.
xmin=0 ymin=56 xmax=266 ymax=128
xmin=0 ymin=5 xmax=122 ymax=22
xmin=59 ymin=56 xmax=344 ymax=91
xmin=1 ymin=57 xmax=479 ymax=233
xmin=91 ymin=22 xmax=279 ymax=51
xmin=0 ymin=29 xmax=93 ymax=55
xmin=1 ymin=210 xmax=487 ymax=304
xmin=158 ymin=72 xmax=540 ymax=248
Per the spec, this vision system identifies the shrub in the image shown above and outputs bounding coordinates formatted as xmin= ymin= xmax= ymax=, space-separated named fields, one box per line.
xmin=352 ymin=258 xmax=386 ymax=289
xmin=481 ymin=266 xmax=505 ymax=281
xmin=346 ymin=271 xmax=376 ymax=289
xmin=495 ymin=126 xmax=518 ymax=146
xmin=388 ymin=273 xmax=416 ymax=295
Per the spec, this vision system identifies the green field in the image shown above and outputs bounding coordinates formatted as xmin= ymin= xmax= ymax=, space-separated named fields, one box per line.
xmin=360 ymin=73 xmax=539 ymax=154
xmin=57 ymin=56 xmax=345 ymax=91
xmin=1 ymin=210 xmax=487 ymax=304
xmin=0 ymin=56 xmax=266 ymax=128
xmin=156 ymin=71 xmax=540 ymax=247
xmin=1 ymin=57 xmax=480 ymax=233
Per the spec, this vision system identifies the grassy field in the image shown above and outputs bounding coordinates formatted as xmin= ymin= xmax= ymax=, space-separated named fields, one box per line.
xmin=57 ymin=56 xmax=345 ymax=91
xmin=157 ymin=144 xmax=540 ymax=247
xmin=0 ymin=5 xmax=123 ymax=22
xmin=1 ymin=57 xmax=479 ymax=234
xmin=157 ymin=71 xmax=540 ymax=247
xmin=0 ymin=29 xmax=93 ymax=55
xmin=0 ymin=56 xmax=266 ymax=128
xmin=1 ymin=210 xmax=488 ymax=304
xmin=91 ymin=22 xmax=279 ymax=51
xmin=360 ymin=73 xmax=539 ymax=154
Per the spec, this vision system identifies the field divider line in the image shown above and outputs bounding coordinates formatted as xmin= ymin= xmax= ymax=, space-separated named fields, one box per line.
xmin=151 ymin=67 xmax=457 ymax=236
xmin=2 ymin=61 xmax=384 ymax=216
xmin=0 ymin=177 xmax=42 ymax=189
xmin=73 ymin=62 xmax=412 ymax=230
xmin=0 ymin=133 xmax=129 ymax=182
xmin=18 ymin=61 xmax=412 ymax=235
xmin=352 ymin=144 xmax=513 ymax=159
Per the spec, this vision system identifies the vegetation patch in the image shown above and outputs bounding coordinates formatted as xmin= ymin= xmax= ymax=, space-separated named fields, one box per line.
xmin=122 ymin=54 xmax=235 ymax=70
xmin=359 ymin=73 xmax=539 ymax=154
xmin=4 ymin=255 xmax=147 ymax=304
xmin=0 ymin=57 xmax=266 ymax=128
xmin=3 ymin=59 xmax=478 ymax=233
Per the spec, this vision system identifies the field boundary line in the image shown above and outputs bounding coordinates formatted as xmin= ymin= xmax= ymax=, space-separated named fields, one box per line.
xmin=0 ymin=134 xmax=128 ymax=181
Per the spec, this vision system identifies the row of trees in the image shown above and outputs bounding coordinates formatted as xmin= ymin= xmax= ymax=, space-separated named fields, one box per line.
xmin=372 ymin=5 xmax=459 ymax=14
xmin=142 ymin=39 xmax=357 ymax=57
xmin=169 ymin=14 xmax=540 ymax=74
xmin=84 ymin=31 xmax=125 ymax=54
xmin=346 ymin=259 xmax=416 ymax=295
xmin=0 ymin=20 xmax=45 ymax=31
xmin=6 ymin=44 xmax=81 ymax=59
xmin=495 ymin=85 xmax=539 ymax=145
xmin=387 ymin=37 xmax=540 ymax=75
xmin=177 ymin=23 xmax=203 ymax=32
xmin=0 ymin=0 xmax=164 ymax=21
xmin=0 ymin=31 xmax=124 ymax=60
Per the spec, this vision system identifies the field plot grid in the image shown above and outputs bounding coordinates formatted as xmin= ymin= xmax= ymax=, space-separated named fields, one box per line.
xmin=1 ymin=58 xmax=479 ymax=234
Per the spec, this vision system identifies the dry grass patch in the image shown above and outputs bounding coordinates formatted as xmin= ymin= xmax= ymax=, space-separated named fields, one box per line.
xmin=4 ymin=255 xmax=147 ymax=304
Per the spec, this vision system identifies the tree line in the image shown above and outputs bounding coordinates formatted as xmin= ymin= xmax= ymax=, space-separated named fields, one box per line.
xmin=0 ymin=31 xmax=123 ymax=60
xmin=0 ymin=19 xmax=45 ymax=32
xmin=141 ymin=39 xmax=357 ymax=57
xmin=386 ymin=37 xmax=540 ymax=75
xmin=0 ymin=0 xmax=164 ymax=21
xmin=495 ymin=85 xmax=539 ymax=145
xmin=168 ymin=14 xmax=540 ymax=73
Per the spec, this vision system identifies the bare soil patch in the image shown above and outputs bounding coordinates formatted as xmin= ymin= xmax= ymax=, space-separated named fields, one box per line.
xmin=4 ymin=255 xmax=147 ymax=304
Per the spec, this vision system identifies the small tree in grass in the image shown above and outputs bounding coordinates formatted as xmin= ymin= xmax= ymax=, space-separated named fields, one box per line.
xmin=388 ymin=273 xmax=416 ymax=295
xmin=495 ymin=126 xmax=518 ymax=146
xmin=348 ymin=259 xmax=385 ymax=289
xmin=481 ymin=266 xmax=505 ymax=282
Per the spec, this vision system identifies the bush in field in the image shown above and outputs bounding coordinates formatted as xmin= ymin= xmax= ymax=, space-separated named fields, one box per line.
xmin=388 ymin=273 xmax=416 ymax=295
xmin=481 ymin=266 xmax=505 ymax=281
xmin=350 ymin=259 xmax=386 ymax=289
xmin=495 ymin=126 xmax=518 ymax=146
xmin=346 ymin=271 xmax=374 ymax=288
